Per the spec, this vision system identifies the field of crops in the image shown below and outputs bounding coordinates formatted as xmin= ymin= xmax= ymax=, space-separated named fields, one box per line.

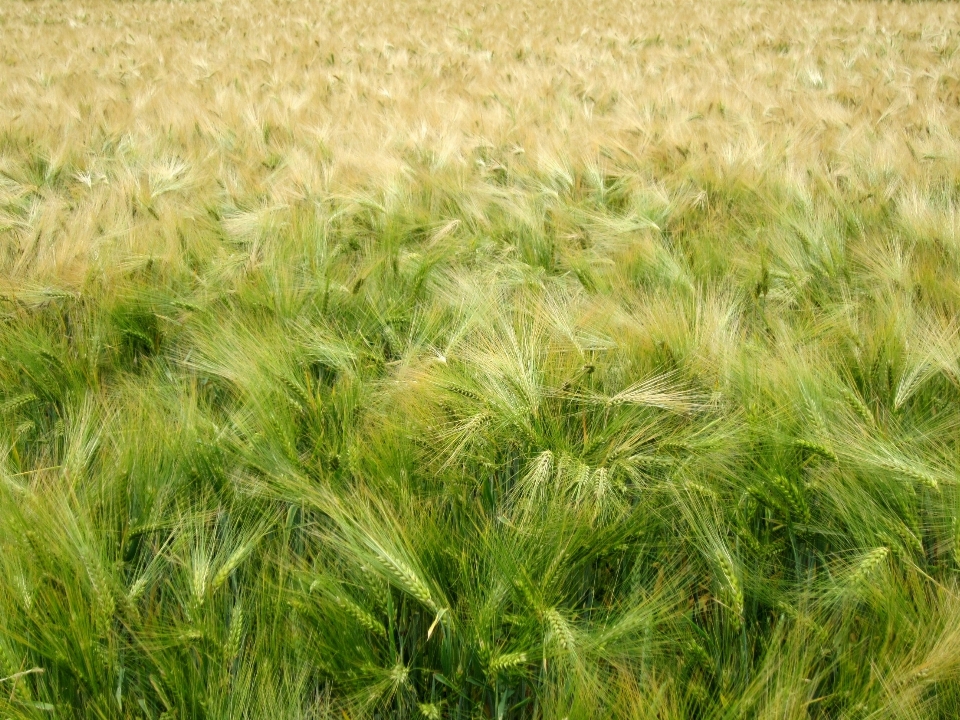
xmin=2 ymin=0 xmax=960 ymax=717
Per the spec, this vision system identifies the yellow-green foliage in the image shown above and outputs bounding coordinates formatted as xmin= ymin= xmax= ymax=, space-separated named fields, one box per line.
xmin=1 ymin=0 xmax=960 ymax=717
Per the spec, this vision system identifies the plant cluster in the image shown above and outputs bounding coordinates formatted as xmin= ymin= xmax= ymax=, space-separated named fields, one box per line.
xmin=2 ymin=0 xmax=960 ymax=717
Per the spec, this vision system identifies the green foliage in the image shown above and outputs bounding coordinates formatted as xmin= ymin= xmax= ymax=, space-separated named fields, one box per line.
xmin=2 ymin=162 xmax=960 ymax=719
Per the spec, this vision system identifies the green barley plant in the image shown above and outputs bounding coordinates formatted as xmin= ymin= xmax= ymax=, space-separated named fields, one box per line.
xmin=2 ymin=0 xmax=960 ymax=716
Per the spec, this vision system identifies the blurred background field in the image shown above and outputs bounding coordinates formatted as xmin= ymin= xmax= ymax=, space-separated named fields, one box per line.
xmin=2 ymin=0 xmax=959 ymax=284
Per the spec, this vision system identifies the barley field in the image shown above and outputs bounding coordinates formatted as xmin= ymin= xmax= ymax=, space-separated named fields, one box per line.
xmin=2 ymin=0 xmax=960 ymax=717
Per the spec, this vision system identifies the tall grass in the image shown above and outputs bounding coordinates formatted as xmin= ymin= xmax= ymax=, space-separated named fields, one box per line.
xmin=2 ymin=0 xmax=960 ymax=717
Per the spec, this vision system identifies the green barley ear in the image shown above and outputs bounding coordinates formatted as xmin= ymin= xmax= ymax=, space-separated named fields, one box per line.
xmin=850 ymin=547 xmax=889 ymax=588
xmin=211 ymin=538 xmax=260 ymax=592
xmin=513 ymin=449 xmax=554 ymax=513
xmin=839 ymin=386 xmax=874 ymax=426
xmin=336 ymin=595 xmax=387 ymax=637
xmin=714 ymin=550 xmax=744 ymax=621
xmin=126 ymin=573 xmax=149 ymax=606
xmin=544 ymin=608 xmax=576 ymax=653
xmin=418 ymin=702 xmax=442 ymax=720
xmin=442 ymin=383 xmax=484 ymax=404
xmin=190 ymin=545 xmax=211 ymax=608
xmin=389 ymin=661 xmax=410 ymax=690
xmin=684 ymin=640 xmax=713 ymax=672
xmin=592 ymin=467 xmax=609 ymax=501
xmin=770 ymin=474 xmax=811 ymax=524
xmin=13 ymin=572 xmax=32 ymax=613
xmin=488 ymin=650 xmax=528 ymax=676
xmin=82 ymin=552 xmax=115 ymax=634
xmin=877 ymin=457 xmax=940 ymax=492
xmin=224 ymin=602 xmax=244 ymax=664
xmin=954 ymin=516 xmax=960 ymax=568
xmin=371 ymin=543 xmax=438 ymax=612
xmin=0 ymin=393 xmax=37 ymax=415
xmin=673 ymin=483 xmax=744 ymax=622
xmin=593 ymin=372 xmax=703 ymax=413
xmin=825 ymin=546 xmax=892 ymax=607
xmin=13 ymin=420 xmax=35 ymax=443
xmin=793 ymin=439 xmax=838 ymax=463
